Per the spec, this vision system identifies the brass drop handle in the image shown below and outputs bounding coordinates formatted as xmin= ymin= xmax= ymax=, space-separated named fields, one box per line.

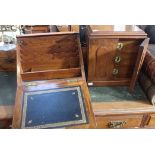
xmin=108 ymin=121 xmax=127 ymax=128
xmin=112 ymin=68 xmax=119 ymax=75
xmin=116 ymin=43 xmax=123 ymax=50
xmin=114 ymin=56 xmax=121 ymax=64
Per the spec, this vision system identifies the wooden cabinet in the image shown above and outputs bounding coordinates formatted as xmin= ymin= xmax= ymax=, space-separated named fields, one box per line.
xmin=96 ymin=115 xmax=143 ymax=129
xmin=86 ymin=25 xmax=149 ymax=91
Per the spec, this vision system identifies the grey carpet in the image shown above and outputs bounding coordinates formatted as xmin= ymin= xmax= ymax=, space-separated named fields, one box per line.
xmin=0 ymin=72 xmax=16 ymax=105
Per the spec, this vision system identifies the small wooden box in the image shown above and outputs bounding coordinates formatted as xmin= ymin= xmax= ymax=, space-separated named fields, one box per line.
xmin=86 ymin=25 xmax=149 ymax=91
xmin=12 ymin=32 xmax=95 ymax=129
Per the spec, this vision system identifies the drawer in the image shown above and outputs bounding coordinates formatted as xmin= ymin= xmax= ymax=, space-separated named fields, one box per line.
xmin=145 ymin=114 xmax=155 ymax=128
xmin=95 ymin=115 xmax=143 ymax=129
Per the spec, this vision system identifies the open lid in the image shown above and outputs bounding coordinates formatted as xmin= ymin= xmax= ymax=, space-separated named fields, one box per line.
xmin=13 ymin=79 xmax=95 ymax=129
xmin=87 ymin=25 xmax=147 ymax=38
xmin=13 ymin=32 xmax=95 ymax=128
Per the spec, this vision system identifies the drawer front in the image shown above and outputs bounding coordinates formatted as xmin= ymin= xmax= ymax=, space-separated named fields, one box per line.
xmin=145 ymin=114 xmax=155 ymax=127
xmin=88 ymin=38 xmax=142 ymax=81
xmin=0 ymin=119 xmax=12 ymax=129
xmin=96 ymin=115 xmax=143 ymax=129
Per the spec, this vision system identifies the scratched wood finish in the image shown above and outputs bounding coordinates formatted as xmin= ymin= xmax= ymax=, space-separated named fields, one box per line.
xmin=86 ymin=25 xmax=148 ymax=90
xmin=18 ymin=33 xmax=79 ymax=73
xmin=12 ymin=32 xmax=96 ymax=129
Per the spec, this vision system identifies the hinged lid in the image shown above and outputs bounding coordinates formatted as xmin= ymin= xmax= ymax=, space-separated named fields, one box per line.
xmin=13 ymin=32 xmax=95 ymax=128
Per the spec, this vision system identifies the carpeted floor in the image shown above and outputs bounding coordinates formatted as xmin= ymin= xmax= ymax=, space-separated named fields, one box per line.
xmin=0 ymin=71 xmax=16 ymax=105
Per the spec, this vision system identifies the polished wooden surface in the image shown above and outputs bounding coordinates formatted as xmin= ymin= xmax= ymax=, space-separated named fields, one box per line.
xmin=86 ymin=25 xmax=148 ymax=90
xmin=93 ymin=101 xmax=155 ymax=116
xmin=13 ymin=32 xmax=96 ymax=129
xmin=88 ymin=25 xmax=146 ymax=37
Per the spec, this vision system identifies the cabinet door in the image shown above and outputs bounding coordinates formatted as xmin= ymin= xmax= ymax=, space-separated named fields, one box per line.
xmin=88 ymin=38 xmax=118 ymax=81
xmin=87 ymin=38 xmax=143 ymax=84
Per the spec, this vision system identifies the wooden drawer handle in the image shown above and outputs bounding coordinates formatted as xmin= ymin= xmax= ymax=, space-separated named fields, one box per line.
xmin=108 ymin=121 xmax=127 ymax=128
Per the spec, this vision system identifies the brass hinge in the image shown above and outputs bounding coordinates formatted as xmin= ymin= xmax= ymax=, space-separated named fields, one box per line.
xmin=25 ymin=82 xmax=37 ymax=87
xmin=66 ymin=79 xmax=78 ymax=83
xmin=17 ymin=39 xmax=23 ymax=45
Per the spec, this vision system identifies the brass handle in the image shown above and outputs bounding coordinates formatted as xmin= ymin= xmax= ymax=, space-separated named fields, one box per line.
xmin=116 ymin=43 xmax=123 ymax=50
xmin=114 ymin=56 xmax=121 ymax=64
xmin=108 ymin=121 xmax=127 ymax=128
xmin=112 ymin=68 xmax=119 ymax=75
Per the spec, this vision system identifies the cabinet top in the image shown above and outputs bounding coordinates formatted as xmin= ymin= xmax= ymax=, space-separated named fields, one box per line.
xmin=87 ymin=25 xmax=147 ymax=38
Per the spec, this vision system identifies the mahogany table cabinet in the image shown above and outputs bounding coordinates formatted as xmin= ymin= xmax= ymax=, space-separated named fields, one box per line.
xmin=85 ymin=25 xmax=149 ymax=91
xmin=12 ymin=32 xmax=96 ymax=129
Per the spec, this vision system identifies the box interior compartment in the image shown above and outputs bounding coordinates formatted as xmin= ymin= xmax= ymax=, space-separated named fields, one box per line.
xmin=17 ymin=33 xmax=82 ymax=81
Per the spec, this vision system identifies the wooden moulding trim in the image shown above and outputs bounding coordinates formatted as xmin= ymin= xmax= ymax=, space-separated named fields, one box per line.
xmin=89 ymin=35 xmax=147 ymax=39
xmin=21 ymin=68 xmax=81 ymax=81
xmin=0 ymin=105 xmax=14 ymax=119
xmin=93 ymin=101 xmax=155 ymax=116
xmin=87 ymin=79 xmax=130 ymax=86
xmin=94 ymin=108 xmax=155 ymax=116
xmin=17 ymin=32 xmax=79 ymax=38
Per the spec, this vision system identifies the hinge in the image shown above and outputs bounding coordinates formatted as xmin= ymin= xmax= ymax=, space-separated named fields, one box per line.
xmin=25 ymin=82 xmax=37 ymax=87
xmin=66 ymin=79 xmax=78 ymax=83
xmin=17 ymin=39 xmax=23 ymax=45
